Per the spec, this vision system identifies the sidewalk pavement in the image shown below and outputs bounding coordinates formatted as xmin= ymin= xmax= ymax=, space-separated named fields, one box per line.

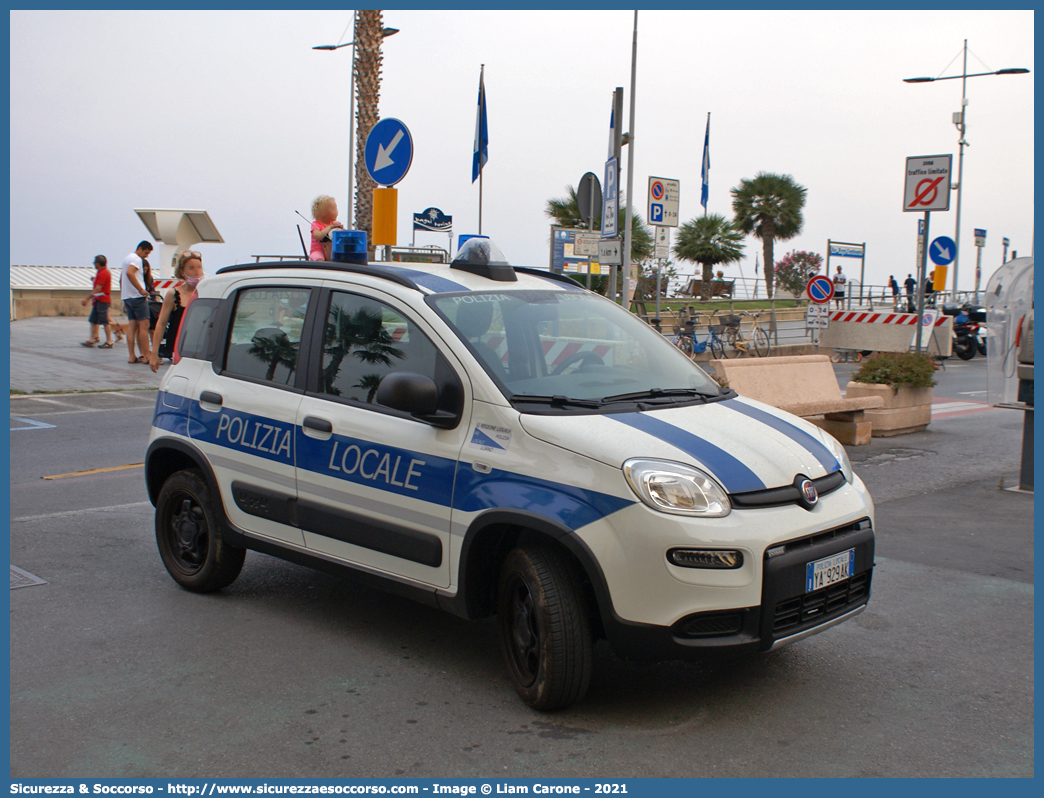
xmin=10 ymin=316 xmax=170 ymax=393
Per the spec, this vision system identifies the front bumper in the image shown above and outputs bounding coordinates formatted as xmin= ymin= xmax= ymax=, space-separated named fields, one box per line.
xmin=600 ymin=517 xmax=874 ymax=661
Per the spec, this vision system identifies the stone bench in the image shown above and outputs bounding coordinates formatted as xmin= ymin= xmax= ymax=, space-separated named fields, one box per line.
xmin=709 ymin=354 xmax=884 ymax=445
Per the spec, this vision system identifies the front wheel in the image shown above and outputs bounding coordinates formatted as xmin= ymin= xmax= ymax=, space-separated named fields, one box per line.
xmin=155 ymin=470 xmax=245 ymax=593
xmin=752 ymin=328 xmax=771 ymax=357
xmin=977 ymin=338 xmax=987 ymax=356
xmin=954 ymin=338 xmax=976 ymax=360
xmin=709 ymin=336 xmax=727 ymax=360
xmin=497 ymin=543 xmax=593 ymax=711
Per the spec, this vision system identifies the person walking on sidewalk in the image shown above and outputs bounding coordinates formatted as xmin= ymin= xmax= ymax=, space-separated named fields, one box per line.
xmin=889 ymin=275 xmax=900 ymax=308
xmin=149 ymin=250 xmax=203 ymax=373
xmin=120 ymin=241 xmax=154 ymax=363
xmin=81 ymin=255 xmax=115 ymax=348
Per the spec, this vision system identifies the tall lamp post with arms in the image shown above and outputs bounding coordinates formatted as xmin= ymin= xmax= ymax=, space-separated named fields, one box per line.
xmin=904 ymin=41 xmax=1028 ymax=299
xmin=314 ymin=16 xmax=399 ymax=231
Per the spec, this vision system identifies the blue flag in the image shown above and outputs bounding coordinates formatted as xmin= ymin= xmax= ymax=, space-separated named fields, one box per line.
xmin=472 ymin=66 xmax=488 ymax=183
xmin=700 ymin=113 xmax=710 ymax=212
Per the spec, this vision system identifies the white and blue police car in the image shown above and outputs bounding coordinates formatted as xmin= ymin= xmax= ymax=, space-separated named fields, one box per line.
xmin=146 ymin=238 xmax=874 ymax=710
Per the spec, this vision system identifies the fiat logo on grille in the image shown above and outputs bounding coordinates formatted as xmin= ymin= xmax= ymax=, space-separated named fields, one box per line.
xmin=800 ymin=478 xmax=818 ymax=505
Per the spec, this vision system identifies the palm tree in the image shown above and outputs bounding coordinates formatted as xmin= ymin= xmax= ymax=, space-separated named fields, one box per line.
xmin=353 ymin=10 xmax=385 ymax=259
xmin=731 ymin=172 xmax=807 ymax=299
xmin=544 ymin=187 xmax=654 ymax=295
xmin=673 ymin=214 xmax=745 ymax=300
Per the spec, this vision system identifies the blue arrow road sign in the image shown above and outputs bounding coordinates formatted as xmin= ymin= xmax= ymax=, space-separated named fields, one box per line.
xmin=929 ymin=235 xmax=956 ymax=266
xmin=364 ymin=118 xmax=414 ymax=186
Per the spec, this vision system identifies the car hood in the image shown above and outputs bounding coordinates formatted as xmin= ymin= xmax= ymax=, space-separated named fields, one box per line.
xmin=517 ymin=395 xmax=841 ymax=495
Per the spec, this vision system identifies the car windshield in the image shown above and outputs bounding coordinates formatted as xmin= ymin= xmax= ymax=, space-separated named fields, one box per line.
xmin=429 ymin=289 xmax=722 ymax=408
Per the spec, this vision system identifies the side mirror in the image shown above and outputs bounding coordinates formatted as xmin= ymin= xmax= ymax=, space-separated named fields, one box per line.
xmin=375 ymin=372 xmax=459 ymax=428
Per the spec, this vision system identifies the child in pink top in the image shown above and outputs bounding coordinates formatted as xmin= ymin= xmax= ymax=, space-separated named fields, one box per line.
xmin=309 ymin=195 xmax=344 ymax=261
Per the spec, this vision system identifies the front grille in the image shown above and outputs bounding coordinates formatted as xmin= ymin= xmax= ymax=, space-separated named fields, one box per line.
xmin=770 ymin=518 xmax=871 ymax=556
xmin=675 ymin=612 xmax=744 ymax=638
xmin=772 ymin=571 xmax=870 ymax=633
xmin=731 ymin=470 xmax=846 ymax=509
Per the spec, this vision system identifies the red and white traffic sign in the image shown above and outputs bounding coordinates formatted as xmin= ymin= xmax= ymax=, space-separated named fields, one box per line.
xmin=903 ymin=154 xmax=952 ymax=212
xmin=806 ymin=275 xmax=835 ymax=304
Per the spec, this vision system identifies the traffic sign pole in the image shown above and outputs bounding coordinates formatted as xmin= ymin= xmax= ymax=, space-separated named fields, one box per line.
xmin=915 ymin=212 xmax=930 ymax=353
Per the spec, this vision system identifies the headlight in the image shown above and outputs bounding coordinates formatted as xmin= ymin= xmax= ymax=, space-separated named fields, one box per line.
xmin=821 ymin=433 xmax=854 ymax=484
xmin=623 ymin=458 xmax=731 ymax=517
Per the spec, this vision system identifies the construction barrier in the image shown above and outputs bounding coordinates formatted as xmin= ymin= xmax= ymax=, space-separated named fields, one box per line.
xmin=820 ymin=310 xmax=952 ymax=357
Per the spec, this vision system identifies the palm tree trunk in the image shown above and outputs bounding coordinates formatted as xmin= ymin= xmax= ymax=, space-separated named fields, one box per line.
xmin=353 ymin=10 xmax=384 ymax=260
xmin=761 ymin=218 xmax=775 ymax=299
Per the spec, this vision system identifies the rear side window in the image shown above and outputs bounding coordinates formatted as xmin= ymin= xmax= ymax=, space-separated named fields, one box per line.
xmin=223 ymin=287 xmax=312 ymax=386
xmin=176 ymin=298 xmax=218 ymax=360
xmin=319 ymin=291 xmax=440 ymax=403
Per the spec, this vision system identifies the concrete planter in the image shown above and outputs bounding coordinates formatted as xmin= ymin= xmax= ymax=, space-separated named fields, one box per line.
xmin=845 ymin=382 xmax=932 ymax=436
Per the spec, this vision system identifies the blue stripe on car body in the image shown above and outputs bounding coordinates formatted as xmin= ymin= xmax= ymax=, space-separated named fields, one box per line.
xmin=724 ymin=398 xmax=840 ymax=474
xmin=152 ymin=392 xmax=632 ymax=529
xmin=610 ymin=412 xmax=766 ymax=493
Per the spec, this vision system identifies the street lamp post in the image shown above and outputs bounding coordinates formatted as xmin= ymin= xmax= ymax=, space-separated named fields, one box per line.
xmin=314 ymin=20 xmax=399 ymax=229
xmin=904 ymin=41 xmax=1029 ymax=300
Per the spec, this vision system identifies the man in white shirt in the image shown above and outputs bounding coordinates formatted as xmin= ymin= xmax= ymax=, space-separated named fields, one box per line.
xmin=832 ymin=265 xmax=847 ymax=309
xmin=121 ymin=241 xmax=153 ymax=363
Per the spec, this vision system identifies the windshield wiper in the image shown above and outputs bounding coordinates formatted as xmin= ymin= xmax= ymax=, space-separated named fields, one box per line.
xmin=601 ymin=387 xmax=718 ymax=403
xmin=510 ymin=394 xmax=605 ymax=409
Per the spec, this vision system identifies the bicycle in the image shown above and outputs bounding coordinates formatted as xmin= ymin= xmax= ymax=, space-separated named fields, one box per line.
xmin=672 ymin=315 xmax=728 ymax=360
xmin=724 ymin=311 xmax=771 ymax=357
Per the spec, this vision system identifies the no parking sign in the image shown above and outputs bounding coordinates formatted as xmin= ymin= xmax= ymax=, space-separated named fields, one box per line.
xmin=806 ymin=275 xmax=835 ymax=304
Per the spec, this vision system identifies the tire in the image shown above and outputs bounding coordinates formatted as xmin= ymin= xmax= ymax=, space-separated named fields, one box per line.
xmin=752 ymin=328 xmax=771 ymax=357
xmin=955 ymin=338 xmax=976 ymax=360
xmin=724 ymin=327 xmax=741 ymax=353
xmin=709 ymin=336 xmax=727 ymax=360
xmin=497 ymin=542 xmax=593 ymax=711
xmin=155 ymin=469 xmax=245 ymax=593
xmin=977 ymin=339 xmax=987 ymax=356
xmin=677 ymin=336 xmax=695 ymax=359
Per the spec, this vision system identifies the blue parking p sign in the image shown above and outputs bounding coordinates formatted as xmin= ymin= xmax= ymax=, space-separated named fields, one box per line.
xmin=650 ymin=203 xmax=664 ymax=223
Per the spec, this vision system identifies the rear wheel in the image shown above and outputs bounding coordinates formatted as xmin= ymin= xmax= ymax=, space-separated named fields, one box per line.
xmin=155 ymin=470 xmax=245 ymax=593
xmin=977 ymin=338 xmax=987 ymax=356
xmin=497 ymin=542 xmax=593 ymax=711
xmin=676 ymin=336 xmax=695 ymax=359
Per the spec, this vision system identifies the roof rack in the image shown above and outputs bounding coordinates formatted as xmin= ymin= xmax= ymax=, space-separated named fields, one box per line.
xmin=513 ymin=266 xmax=585 ymax=289
xmin=214 ymin=260 xmax=421 ymax=292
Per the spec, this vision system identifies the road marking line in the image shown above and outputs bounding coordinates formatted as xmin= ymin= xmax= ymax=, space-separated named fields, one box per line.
xmin=12 ymin=501 xmax=152 ymax=523
xmin=10 ymin=417 xmax=57 ymax=431
xmin=11 ymin=405 xmax=155 ymax=418
xmin=42 ymin=463 xmax=144 ymax=480
xmin=16 ymin=396 xmax=80 ymax=408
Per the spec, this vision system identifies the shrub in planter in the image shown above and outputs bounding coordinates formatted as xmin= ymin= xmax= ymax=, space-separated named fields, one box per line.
xmin=851 ymin=351 xmax=937 ymax=393
xmin=846 ymin=352 xmax=937 ymax=436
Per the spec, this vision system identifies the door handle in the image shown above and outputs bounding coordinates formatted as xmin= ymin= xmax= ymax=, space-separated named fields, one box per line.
xmin=303 ymin=416 xmax=333 ymax=434
xmin=200 ymin=390 xmax=223 ymax=406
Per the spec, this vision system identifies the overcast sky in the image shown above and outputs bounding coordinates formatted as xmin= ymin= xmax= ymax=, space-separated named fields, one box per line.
xmin=8 ymin=8 xmax=1035 ymax=290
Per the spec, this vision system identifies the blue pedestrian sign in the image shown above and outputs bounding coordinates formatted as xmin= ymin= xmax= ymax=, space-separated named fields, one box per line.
xmin=364 ymin=118 xmax=414 ymax=186
xmin=929 ymin=235 xmax=956 ymax=266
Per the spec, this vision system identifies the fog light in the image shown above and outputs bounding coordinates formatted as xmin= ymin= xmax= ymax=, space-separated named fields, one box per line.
xmin=667 ymin=548 xmax=744 ymax=569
